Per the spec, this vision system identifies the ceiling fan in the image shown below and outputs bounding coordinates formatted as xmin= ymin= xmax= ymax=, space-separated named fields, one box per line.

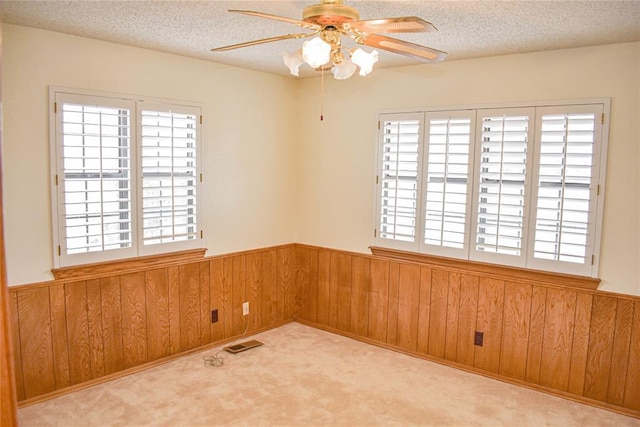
xmin=211 ymin=0 xmax=447 ymax=80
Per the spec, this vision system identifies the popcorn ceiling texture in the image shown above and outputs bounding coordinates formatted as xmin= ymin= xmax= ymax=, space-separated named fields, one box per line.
xmin=2 ymin=0 xmax=639 ymax=78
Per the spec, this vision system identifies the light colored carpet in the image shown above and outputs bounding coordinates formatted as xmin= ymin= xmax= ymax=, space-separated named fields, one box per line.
xmin=18 ymin=322 xmax=640 ymax=427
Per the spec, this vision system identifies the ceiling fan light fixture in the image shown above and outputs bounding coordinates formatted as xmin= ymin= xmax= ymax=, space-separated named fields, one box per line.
xmin=282 ymin=49 xmax=305 ymax=76
xmin=302 ymin=36 xmax=332 ymax=68
xmin=351 ymin=48 xmax=379 ymax=76
xmin=331 ymin=58 xmax=357 ymax=80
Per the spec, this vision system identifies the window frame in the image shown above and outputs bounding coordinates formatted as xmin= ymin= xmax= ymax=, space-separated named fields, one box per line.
xmin=373 ymin=99 xmax=610 ymax=278
xmin=49 ymin=87 xmax=203 ymax=268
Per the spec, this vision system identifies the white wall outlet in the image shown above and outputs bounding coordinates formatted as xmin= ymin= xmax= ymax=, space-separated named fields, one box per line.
xmin=242 ymin=301 xmax=249 ymax=316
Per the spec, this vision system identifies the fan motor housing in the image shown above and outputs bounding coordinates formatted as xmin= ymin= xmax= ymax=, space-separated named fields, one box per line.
xmin=303 ymin=1 xmax=360 ymax=26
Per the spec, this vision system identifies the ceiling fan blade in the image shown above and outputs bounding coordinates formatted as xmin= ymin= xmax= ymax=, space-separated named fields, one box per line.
xmin=211 ymin=33 xmax=312 ymax=52
xmin=229 ymin=10 xmax=321 ymax=30
xmin=361 ymin=34 xmax=447 ymax=63
xmin=347 ymin=16 xmax=437 ymax=33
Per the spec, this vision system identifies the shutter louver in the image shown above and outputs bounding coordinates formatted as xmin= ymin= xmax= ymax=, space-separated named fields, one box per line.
xmin=424 ymin=115 xmax=472 ymax=250
xmin=141 ymin=109 xmax=198 ymax=245
xmin=378 ymin=117 xmax=421 ymax=243
xmin=533 ymin=112 xmax=596 ymax=264
xmin=61 ymin=103 xmax=132 ymax=254
xmin=475 ymin=113 xmax=530 ymax=256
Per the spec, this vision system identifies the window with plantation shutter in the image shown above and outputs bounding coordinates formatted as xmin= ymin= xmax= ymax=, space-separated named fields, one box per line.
xmin=376 ymin=113 xmax=422 ymax=248
xmin=140 ymin=105 xmax=199 ymax=250
xmin=51 ymin=89 xmax=202 ymax=267
xmin=471 ymin=109 xmax=534 ymax=266
xmin=374 ymin=99 xmax=608 ymax=278
xmin=422 ymin=112 xmax=474 ymax=257
xmin=527 ymin=105 xmax=604 ymax=276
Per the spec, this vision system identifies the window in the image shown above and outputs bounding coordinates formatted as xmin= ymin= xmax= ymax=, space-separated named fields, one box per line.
xmin=50 ymin=89 xmax=202 ymax=267
xmin=374 ymin=100 xmax=608 ymax=277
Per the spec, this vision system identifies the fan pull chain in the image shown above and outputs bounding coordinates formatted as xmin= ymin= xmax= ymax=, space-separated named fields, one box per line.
xmin=320 ymin=65 xmax=324 ymax=121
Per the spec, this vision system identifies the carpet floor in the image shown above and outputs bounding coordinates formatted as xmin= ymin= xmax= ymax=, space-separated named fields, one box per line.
xmin=18 ymin=322 xmax=640 ymax=426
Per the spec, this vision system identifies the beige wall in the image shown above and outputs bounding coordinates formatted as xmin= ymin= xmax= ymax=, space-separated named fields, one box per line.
xmin=1 ymin=24 xmax=299 ymax=285
xmin=2 ymin=24 xmax=639 ymax=296
xmin=296 ymin=42 xmax=640 ymax=296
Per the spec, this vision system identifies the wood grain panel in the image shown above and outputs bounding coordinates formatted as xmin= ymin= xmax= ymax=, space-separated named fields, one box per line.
xmin=64 ymin=281 xmax=92 ymax=386
xmin=444 ymin=272 xmax=461 ymax=361
xmin=48 ymin=284 xmax=70 ymax=390
xmin=261 ymin=250 xmax=279 ymax=328
xmin=209 ymin=259 xmax=226 ymax=342
xmin=277 ymin=246 xmax=295 ymax=321
xmin=179 ymin=263 xmax=201 ymax=351
xmin=336 ymin=253 xmax=352 ymax=333
xmin=145 ymin=269 xmax=170 ymax=361
xmin=296 ymin=247 xmax=317 ymax=323
xmin=86 ymin=279 xmax=105 ymax=379
xmin=247 ymin=253 xmax=263 ymax=331
xmin=307 ymin=248 xmax=319 ymax=325
xmin=416 ymin=267 xmax=432 ymax=354
xmin=473 ymin=277 xmax=505 ymax=374
xmin=624 ymin=301 xmax=640 ymax=411
xmin=120 ymin=272 xmax=148 ymax=368
xmin=8 ymin=291 xmax=24 ymax=401
xmin=316 ymin=250 xmax=331 ymax=326
xmin=350 ymin=256 xmax=370 ymax=337
xmin=199 ymin=261 xmax=211 ymax=345
xmin=525 ymin=286 xmax=547 ymax=384
xmin=456 ymin=274 xmax=479 ymax=366
xmin=368 ymin=259 xmax=389 ymax=342
xmin=499 ymin=282 xmax=532 ymax=380
xmin=583 ymin=295 xmax=617 ymax=401
xmin=567 ymin=292 xmax=593 ymax=396
xmin=214 ymin=258 xmax=234 ymax=340
xmin=396 ymin=263 xmax=420 ymax=351
xmin=386 ymin=262 xmax=400 ymax=346
xmin=607 ymin=299 xmax=634 ymax=406
xmin=328 ymin=252 xmax=340 ymax=329
xmin=232 ymin=256 xmax=246 ymax=336
xmin=539 ymin=288 xmax=577 ymax=391
xmin=428 ymin=269 xmax=449 ymax=358
xmin=167 ymin=266 xmax=181 ymax=354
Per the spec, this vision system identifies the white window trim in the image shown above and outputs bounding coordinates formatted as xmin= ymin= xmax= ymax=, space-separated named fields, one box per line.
xmin=49 ymin=86 xmax=204 ymax=268
xmin=373 ymin=98 xmax=610 ymax=278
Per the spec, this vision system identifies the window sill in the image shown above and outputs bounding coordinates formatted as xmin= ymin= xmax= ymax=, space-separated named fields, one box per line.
xmin=52 ymin=248 xmax=207 ymax=281
xmin=369 ymin=246 xmax=600 ymax=291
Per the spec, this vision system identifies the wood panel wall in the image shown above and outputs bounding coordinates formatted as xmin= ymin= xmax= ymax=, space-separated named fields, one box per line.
xmin=8 ymin=246 xmax=296 ymax=403
xmin=294 ymin=245 xmax=640 ymax=418
xmin=7 ymin=243 xmax=640 ymax=418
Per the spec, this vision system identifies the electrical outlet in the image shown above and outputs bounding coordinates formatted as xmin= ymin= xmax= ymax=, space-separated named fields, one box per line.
xmin=211 ymin=309 xmax=218 ymax=323
xmin=242 ymin=302 xmax=249 ymax=316
xmin=474 ymin=331 xmax=484 ymax=347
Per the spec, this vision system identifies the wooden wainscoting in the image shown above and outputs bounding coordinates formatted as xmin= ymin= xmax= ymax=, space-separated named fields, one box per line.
xmin=8 ymin=245 xmax=296 ymax=404
xmin=294 ymin=244 xmax=640 ymax=418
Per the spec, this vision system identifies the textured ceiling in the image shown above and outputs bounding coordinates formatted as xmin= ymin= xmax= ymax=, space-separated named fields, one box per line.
xmin=2 ymin=0 xmax=640 ymax=78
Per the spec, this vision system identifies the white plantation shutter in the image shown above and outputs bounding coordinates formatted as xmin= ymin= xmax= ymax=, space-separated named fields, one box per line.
xmin=422 ymin=112 xmax=475 ymax=257
xmin=376 ymin=113 xmax=423 ymax=248
xmin=140 ymin=104 xmax=200 ymax=251
xmin=373 ymin=101 xmax=608 ymax=278
xmin=51 ymin=89 xmax=202 ymax=267
xmin=528 ymin=105 xmax=604 ymax=275
xmin=55 ymin=93 xmax=137 ymax=264
xmin=471 ymin=108 xmax=534 ymax=265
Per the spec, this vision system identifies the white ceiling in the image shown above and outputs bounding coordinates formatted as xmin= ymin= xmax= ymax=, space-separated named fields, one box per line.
xmin=2 ymin=0 xmax=640 ymax=78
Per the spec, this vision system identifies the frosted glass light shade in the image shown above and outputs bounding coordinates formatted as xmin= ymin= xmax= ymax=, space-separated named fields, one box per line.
xmin=331 ymin=59 xmax=357 ymax=80
xmin=302 ymin=37 xmax=331 ymax=69
xmin=351 ymin=48 xmax=379 ymax=76
xmin=282 ymin=50 xmax=305 ymax=76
